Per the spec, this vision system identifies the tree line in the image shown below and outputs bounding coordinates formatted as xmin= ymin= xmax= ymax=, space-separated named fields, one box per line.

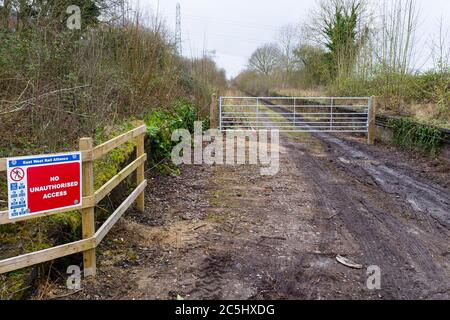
xmin=234 ymin=0 xmax=449 ymax=124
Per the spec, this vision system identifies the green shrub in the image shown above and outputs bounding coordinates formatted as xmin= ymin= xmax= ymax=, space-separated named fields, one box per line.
xmin=388 ymin=117 xmax=445 ymax=155
xmin=144 ymin=99 xmax=198 ymax=171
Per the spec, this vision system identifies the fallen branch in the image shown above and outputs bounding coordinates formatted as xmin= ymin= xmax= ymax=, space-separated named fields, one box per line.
xmin=191 ymin=224 xmax=208 ymax=231
xmin=7 ymin=286 xmax=31 ymax=299
xmin=336 ymin=255 xmax=363 ymax=269
xmin=231 ymin=213 xmax=244 ymax=233
xmin=35 ymin=105 xmax=92 ymax=118
xmin=260 ymin=236 xmax=287 ymax=241
xmin=326 ymin=212 xmax=340 ymax=220
xmin=0 ymin=85 xmax=91 ymax=115
xmin=49 ymin=289 xmax=83 ymax=300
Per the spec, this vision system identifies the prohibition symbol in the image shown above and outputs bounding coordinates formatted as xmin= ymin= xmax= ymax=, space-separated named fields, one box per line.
xmin=10 ymin=167 xmax=25 ymax=182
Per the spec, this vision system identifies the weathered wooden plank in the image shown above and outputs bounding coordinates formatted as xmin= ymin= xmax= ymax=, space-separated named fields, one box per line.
xmin=0 ymin=181 xmax=147 ymax=274
xmin=135 ymin=134 xmax=145 ymax=212
xmin=94 ymin=154 xmax=147 ymax=204
xmin=92 ymin=125 xmax=147 ymax=160
xmin=0 ymin=238 xmax=96 ymax=274
xmin=81 ymin=150 xmax=93 ymax=162
xmin=95 ymin=180 xmax=147 ymax=245
xmin=0 ymin=196 xmax=94 ymax=225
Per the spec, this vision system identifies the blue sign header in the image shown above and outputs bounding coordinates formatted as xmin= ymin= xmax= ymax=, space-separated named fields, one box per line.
xmin=8 ymin=153 xmax=81 ymax=168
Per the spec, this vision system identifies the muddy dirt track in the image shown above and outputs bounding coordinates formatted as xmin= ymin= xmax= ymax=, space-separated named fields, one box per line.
xmin=46 ymin=129 xmax=450 ymax=300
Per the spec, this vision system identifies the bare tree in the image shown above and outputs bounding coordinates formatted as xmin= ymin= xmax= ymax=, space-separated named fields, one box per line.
xmin=277 ymin=23 xmax=302 ymax=84
xmin=248 ymin=43 xmax=282 ymax=76
xmin=375 ymin=0 xmax=419 ymax=75
xmin=431 ymin=16 xmax=450 ymax=72
xmin=430 ymin=16 xmax=450 ymax=118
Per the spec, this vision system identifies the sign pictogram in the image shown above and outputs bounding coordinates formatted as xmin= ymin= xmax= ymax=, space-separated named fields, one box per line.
xmin=10 ymin=167 xmax=25 ymax=182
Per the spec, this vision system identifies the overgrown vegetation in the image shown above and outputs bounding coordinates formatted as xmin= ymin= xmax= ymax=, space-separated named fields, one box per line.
xmin=145 ymin=99 xmax=199 ymax=174
xmin=0 ymin=0 xmax=227 ymax=155
xmin=388 ymin=117 xmax=445 ymax=155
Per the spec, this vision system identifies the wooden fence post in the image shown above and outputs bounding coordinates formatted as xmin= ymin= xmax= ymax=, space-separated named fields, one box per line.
xmin=135 ymin=125 xmax=145 ymax=212
xmin=79 ymin=137 xmax=96 ymax=277
xmin=368 ymin=96 xmax=377 ymax=145
xmin=210 ymin=93 xmax=217 ymax=129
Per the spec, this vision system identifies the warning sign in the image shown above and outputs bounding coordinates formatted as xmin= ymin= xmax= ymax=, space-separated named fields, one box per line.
xmin=7 ymin=153 xmax=82 ymax=220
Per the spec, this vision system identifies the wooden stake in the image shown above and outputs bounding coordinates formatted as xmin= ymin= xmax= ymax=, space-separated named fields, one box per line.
xmin=210 ymin=93 xmax=217 ymax=129
xmin=368 ymin=96 xmax=377 ymax=145
xmin=79 ymin=137 xmax=96 ymax=277
xmin=135 ymin=129 xmax=145 ymax=212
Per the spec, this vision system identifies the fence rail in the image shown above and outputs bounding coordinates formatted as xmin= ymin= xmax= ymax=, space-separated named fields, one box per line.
xmin=0 ymin=123 xmax=147 ymax=276
xmin=218 ymin=96 xmax=377 ymax=144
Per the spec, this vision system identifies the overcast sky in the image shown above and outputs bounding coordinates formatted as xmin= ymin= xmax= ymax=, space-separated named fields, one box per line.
xmin=132 ymin=0 xmax=450 ymax=79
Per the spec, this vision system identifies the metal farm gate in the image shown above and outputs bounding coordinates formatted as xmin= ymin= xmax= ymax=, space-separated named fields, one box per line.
xmin=219 ymin=96 xmax=373 ymax=134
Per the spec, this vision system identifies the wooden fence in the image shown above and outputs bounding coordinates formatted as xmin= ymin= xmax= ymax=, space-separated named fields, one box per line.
xmin=0 ymin=123 xmax=147 ymax=276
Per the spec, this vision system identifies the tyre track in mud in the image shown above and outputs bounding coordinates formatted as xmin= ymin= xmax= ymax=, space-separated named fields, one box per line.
xmin=249 ymin=99 xmax=450 ymax=298
xmin=319 ymin=134 xmax=450 ymax=227
xmin=282 ymin=133 xmax=450 ymax=299
xmin=188 ymin=253 xmax=231 ymax=299
xmin=261 ymin=98 xmax=450 ymax=229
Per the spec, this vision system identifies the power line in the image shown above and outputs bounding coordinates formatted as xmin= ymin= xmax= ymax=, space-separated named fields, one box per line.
xmin=184 ymin=14 xmax=280 ymax=32
xmin=186 ymin=32 xmax=267 ymax=45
